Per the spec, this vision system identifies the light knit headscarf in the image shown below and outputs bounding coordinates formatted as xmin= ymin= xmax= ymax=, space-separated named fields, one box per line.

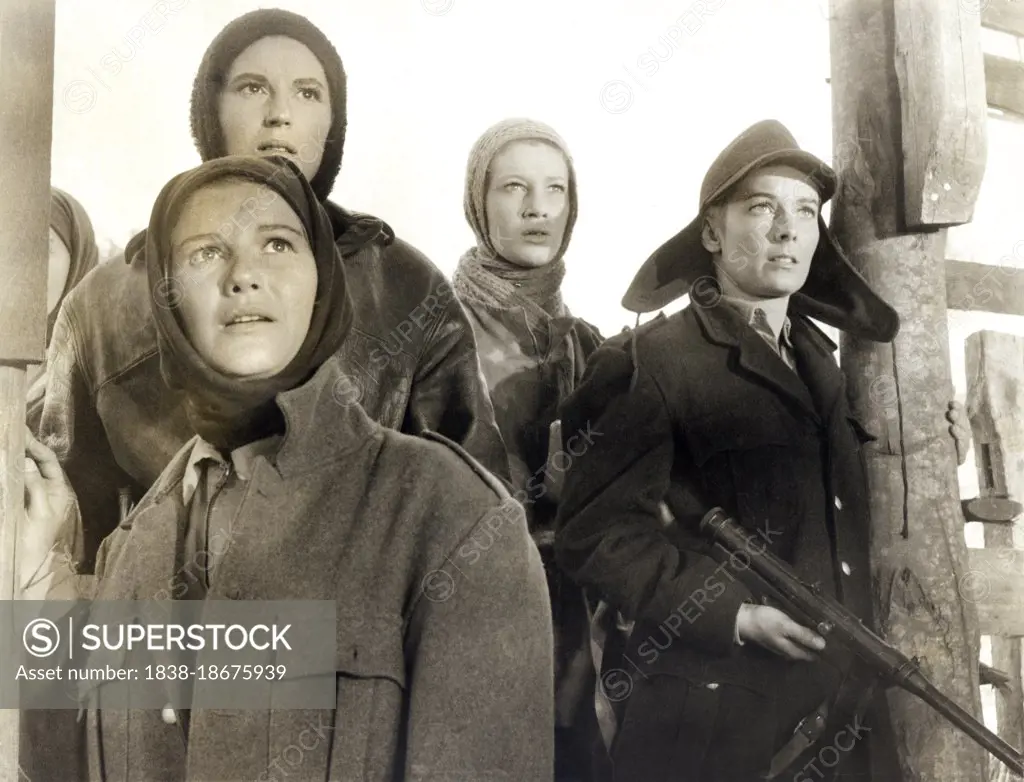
xmin=454 ymin=118 xmax=578 ymax=319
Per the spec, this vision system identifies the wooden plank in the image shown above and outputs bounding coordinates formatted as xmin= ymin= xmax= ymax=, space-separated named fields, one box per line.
xmin=982 ymin=0 xmax=1024 ymax=38
xmin=966 ymin=331 xmax=1024 ymax=752
xmin=985 ymin=54 xmax=1024 ymax=118
xmin=894 ymin=0 xmax=987 ymax=227
xmin=832 ymin=1 xmax=987 ymax=778
xmin=0 ymin=0 xmax=55 ymax=779
xmin=0 ymin=370 xmax=26 ymax=782
xmin=946 ymin=259 xmax=1024 ymax=315
xmin=968 ymin=548 xmax=1024 ymax=636
xmin=0 ymin=0 xmax=54 ymax=363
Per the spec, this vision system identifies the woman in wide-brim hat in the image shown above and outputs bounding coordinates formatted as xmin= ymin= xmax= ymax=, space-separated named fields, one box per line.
xmin=623 ymin=119 xmax=899 ymax=342
xmin=22 ymin=155 xmax=553 ymax=782
xmin=555 ymin=120 xmax=966 ymax=781
xmin=619 ymin=118 xmax=969 ymax=453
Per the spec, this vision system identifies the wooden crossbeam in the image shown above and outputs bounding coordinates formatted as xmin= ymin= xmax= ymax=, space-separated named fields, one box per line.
xmin=945 ymin=259 xmax=1024 ymax=315
xmin=982 ymin=0 xmax=1024 ymax=38
xmin=985 ymin=53 xmax=1024 ymax=117
xmin=968 ymin=547 xmax=1024 ymax=636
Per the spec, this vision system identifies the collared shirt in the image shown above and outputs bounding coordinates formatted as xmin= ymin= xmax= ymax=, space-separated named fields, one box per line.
xmin=718 ymin=295 xmax=798 ymax=372
xmin=182 ymin=435 xmax=283 ymax=504
xmin=180 ymin=435 xmax=282 ymax=596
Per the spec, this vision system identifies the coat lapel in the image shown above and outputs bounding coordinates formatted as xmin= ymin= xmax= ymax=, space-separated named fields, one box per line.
xmin=695 ymin=305 xmax=819 ymax=422
xmin=789 ymin=318 xmax=846 ymax=424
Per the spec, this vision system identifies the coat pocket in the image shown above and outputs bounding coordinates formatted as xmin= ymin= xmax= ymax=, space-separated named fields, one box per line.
xmin=684 ymin=406 xmax=802 ymax=532
xmin=268 ymin=612 xmax=407 ymax=782
xmin=685 ymin=406 xmax=793 ymax=468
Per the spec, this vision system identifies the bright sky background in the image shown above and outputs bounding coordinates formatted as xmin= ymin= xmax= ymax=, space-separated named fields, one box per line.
xmin=49 ymin=0 xmax=1024 ymax=727
xmin=51 ymin=0 xmax=1024 ymax=478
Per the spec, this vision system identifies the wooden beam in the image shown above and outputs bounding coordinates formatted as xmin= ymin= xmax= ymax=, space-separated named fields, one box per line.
xmin=946 ymin=259 xmax=1024 ymax=315
xmin=895 ymin=0 xmax=988 ymax=227
xmin=968 ymin=548 xmax=1024 ymax=636
xmin=0 ymin=0 xmax=55 ymax=779
xmin=831 ymin=0 xmax=987 ymax=778
xmin=966 ymin=331 xmax=1024 ymax=752
xmin=985 ymin=54 xmax=1024 ymax=117
xmin=982 ymin=0 xmax=1024 ymax=38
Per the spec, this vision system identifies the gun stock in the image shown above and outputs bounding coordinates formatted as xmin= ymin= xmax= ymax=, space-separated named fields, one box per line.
xmin=699 ymin=507 xmax=1024 ymax=777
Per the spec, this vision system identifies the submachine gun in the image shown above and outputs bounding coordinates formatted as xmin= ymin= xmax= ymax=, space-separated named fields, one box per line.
xmin=699 ymin=508 xmax=1024 ymax=778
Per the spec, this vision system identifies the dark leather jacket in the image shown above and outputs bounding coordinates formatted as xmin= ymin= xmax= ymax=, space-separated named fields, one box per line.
xmin=38 ymin=203 xmax=509 ymax=573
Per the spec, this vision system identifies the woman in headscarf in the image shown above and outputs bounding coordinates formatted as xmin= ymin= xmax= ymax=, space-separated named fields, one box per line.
xmin=38 ymin=8 xmax=507 ymax=584
xmin=25 ymin=188 xmax=99 ymax=415
xmin=23 ymin=155 xmax=553 ymax=782
xmin=453 ymin=118 xmax=605 ymax=781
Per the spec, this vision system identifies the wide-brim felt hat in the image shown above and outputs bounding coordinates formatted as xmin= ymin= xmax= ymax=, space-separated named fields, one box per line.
xmin=621 ymin=120 xmax=899 ymax=343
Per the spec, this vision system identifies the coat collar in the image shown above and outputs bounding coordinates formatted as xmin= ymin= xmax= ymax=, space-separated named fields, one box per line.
xmin=146 ymin=356 xmax=381 ymax=503
xmin=692 ymin=304 xmax=843 ymax=423
xmin=102 ymin=357 xmax=383 ymax=604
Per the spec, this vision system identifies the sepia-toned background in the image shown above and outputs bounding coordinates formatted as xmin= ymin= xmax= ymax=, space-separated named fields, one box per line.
xmin=48 ymin=0 xmax=1024 ymax=726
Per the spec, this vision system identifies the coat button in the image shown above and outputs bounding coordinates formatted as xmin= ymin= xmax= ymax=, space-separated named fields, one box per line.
xmin=161 ymin=705 xmax=177 ymax=725
xmin=705 ymin=682 xmax=719 ymax=690
xmin=841 ymin=561 xmax=852 ymax=576
xmin=834 ymin=496 xmax=844 ymax=511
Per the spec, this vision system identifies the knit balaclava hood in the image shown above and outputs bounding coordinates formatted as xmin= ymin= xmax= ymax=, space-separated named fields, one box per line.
xmin=189 ymin=9 xmax=347 ymax=201
xmin=456 ymin=118 xmax=579 ymax=318
xmin=464 ymin=117 xmax=579 ymax=263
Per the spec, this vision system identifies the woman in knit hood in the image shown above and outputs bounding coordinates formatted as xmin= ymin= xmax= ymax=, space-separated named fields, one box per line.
xmin=38 ymin=8 xmax=508 ymax=585
xmin=453 ymin=118 xmax=605 ymax=781
xmin=23 ymin=155 xmax=553 ymax=782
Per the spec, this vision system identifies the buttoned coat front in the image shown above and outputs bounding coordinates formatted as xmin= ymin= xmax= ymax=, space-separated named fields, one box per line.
xmin=554 ymin=303 xmax=881 ymax=780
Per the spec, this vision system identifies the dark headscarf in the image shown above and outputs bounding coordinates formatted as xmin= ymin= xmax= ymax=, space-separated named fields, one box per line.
xmin=189 ymin=9 xmax=347 ymax=201
xmin=146 ymin=155 xmax=352 ymax=452
xmin=48 ymin=187 xmax=99 ymax=343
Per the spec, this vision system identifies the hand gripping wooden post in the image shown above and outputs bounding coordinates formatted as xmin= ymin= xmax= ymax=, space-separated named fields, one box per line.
xmin=0 ymin=0 xmax=56 ymax=778
xmin=829 ymin=0 xmax=990 ymax=779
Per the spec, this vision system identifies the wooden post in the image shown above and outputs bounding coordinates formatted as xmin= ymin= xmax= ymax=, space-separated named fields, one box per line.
xmin=0 ymin=0 xmax=55 ymax=778
xmin=829 ymin=0 xmax=989 ymax=779
xmin=966 ymin=331 xmax=1024 ymax=762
